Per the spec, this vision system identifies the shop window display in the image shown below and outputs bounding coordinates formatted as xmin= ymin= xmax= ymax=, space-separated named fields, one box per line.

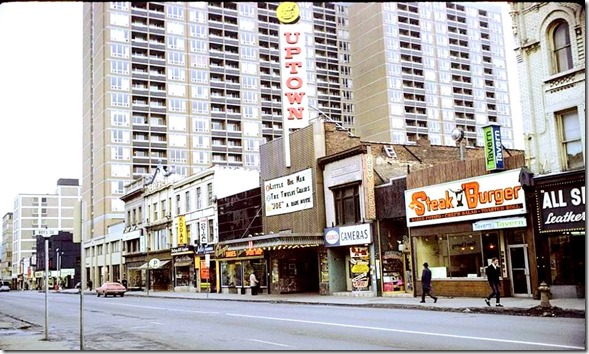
xmin=415 ymin=232 xmax=500 ymax=279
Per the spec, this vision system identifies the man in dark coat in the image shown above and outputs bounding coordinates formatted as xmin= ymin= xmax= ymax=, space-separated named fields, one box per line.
xmin=485 ymin=257 xmax=503 ymax=307
xmin=420 ymin=262 xmax=438 ymax=303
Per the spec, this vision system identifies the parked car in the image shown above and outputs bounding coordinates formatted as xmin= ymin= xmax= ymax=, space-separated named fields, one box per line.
xmin=0 ymin=284 xmax=10 ymax=292
xmin=96 ymin=282 xmax=126 ymax=297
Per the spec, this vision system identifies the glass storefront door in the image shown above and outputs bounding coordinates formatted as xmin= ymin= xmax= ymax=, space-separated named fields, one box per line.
xmin=508 ymin=245 xmax=531 ymax=296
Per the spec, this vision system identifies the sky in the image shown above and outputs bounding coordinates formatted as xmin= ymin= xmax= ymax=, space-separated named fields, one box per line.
xmin=0 ymin=2 xmax=523 ymax=216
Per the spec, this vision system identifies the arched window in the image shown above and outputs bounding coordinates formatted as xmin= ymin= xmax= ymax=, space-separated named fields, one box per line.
xmin=552 ymin=22 xmax=573 ymax=73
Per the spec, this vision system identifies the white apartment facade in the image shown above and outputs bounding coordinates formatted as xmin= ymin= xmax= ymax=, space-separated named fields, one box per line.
xmin=11 ymin=179 xmax=81 ymax=289
xmin=1 ymin=213 xmax=13 ymax=284
xmin=82 ymin=2 xmax=353 ymax=249
xmin=349 ymin=2 xmax=515 ymax=148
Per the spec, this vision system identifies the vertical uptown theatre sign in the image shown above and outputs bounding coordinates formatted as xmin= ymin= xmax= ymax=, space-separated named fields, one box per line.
xmin=277 ymin=2 xmax=309 ymax=130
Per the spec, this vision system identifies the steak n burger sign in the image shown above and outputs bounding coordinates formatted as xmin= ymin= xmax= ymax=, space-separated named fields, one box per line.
xmin=405 ymin=169 xmax=527 ymax=227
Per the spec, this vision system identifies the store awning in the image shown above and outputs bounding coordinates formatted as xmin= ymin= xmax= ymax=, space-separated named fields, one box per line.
xmin=136 ymin=260 xmax=171 ymax=270
xmin=174 ymin=261 xmax=193 ymax=267
xmin=217 ymin=233 xmax=324 ymax=255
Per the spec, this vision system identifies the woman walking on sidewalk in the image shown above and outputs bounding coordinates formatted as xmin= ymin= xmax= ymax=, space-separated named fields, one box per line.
xmin=485 ymin=257 xmax=503 ymax=307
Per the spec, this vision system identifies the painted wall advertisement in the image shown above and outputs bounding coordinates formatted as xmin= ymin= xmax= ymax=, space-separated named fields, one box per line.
xmin=405 ymin=169 xmax=526 ymax=227
xmin=264 ymin=168 xmax=313 ymax=216
xmin=535 ymin=180 xmax=585 ymax=233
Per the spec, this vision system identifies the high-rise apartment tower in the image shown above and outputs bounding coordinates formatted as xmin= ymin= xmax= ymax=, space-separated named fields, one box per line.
xmin=82 ymin=2 xmax=353 ymax=240
xmin=349 ymin=2 xmax=514 ymax=147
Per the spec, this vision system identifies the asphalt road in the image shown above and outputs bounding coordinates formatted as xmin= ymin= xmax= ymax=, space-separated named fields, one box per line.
xmin=0 ymin=291 xmax=585 ymax=351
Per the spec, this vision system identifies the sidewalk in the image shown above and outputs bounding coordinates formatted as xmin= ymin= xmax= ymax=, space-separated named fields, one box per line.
xmin=66 ymin=288 xmax=586 ymax=312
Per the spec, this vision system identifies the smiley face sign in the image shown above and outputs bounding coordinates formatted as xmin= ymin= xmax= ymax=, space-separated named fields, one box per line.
xmin=276 ymin=2 xmax=300 ymax=24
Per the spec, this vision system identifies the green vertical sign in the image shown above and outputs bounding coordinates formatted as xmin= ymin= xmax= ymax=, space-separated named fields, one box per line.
xmin=483 ymin=124 xmax=504 ymax=171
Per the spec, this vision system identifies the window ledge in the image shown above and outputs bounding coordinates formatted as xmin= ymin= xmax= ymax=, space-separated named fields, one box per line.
xmin=544 ymin=66 xmax=585 ymax=93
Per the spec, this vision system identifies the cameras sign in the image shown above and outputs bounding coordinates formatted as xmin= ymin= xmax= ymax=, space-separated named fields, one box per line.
xmin=324 ymin=223 xmax=372 ymax=247
xmin=405 ymin=169 xmax=526 ymax=227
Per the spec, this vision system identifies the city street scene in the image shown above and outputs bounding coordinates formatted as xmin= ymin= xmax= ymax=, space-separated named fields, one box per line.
xmin=0 ymin=1 xmax=585 ymax=351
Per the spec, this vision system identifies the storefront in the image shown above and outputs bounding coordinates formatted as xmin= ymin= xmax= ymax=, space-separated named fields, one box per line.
xmin=216 ymin=246 xmax=267 ymax=295
xmin=405 ymin=169 xmax=532 ymax=298
xmin=195 ymin=244 xmax=216 ymax=293
xmin=532 ymin=170 xmax=585 ymax=298
xmin=171 ymin=245 xmax=196 ymax=292
xmin=324 ymin=223 xmax=376 ymax=295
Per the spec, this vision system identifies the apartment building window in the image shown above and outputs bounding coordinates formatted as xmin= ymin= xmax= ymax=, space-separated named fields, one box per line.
xmin=111 ymin=78 xmax=129 ymax=94
xmin=169 ymin=98 xmax=187 ymax=112
xmin=176 ymin=195 xmax=181 ymax=215
xmin=194 ymin=187 xmax=202 ymax=210
xmin=208 ymin=219 xmax=214 ymax=243
xmin=551 ymin=21 xmax=573 ymax=73
xmin=167 ymin=21 xmax=184 ymax=35
xmin=167 ymin=36 xmax=185 ymax=50
xmin=194 ymin=151 xmax=210 ymax=165
xmin=238 ymin=3 xmax=255 ymax=17
xmin=190 ymin=70 xmax=207 ymax=83
xmin=170 ymin=149 xmax=187 ymax=163
xmin=167 ymin=5 xmax=184 ymax=20
xmin=111 ymin=2 xmax=128 ymax=10
xmin=193 ymin=118 xmax=208 ymax=133
xmin=168 ymin=52 xmax=185 ymax=66
xmin=185 ymin=191 xmax=191 ymax=213
xmin=188 ymin=9 xmax=206 ymax=23
xmin=189 ymin=24 xmax=207 ymax=38
xmin=190 ymin=39 xmax=207 ymax=53
xmin=192 ymin=101 xmax=209 ymax=114
xmin=112 ymin=146 xmax=129 ymax=160
xmin=110 ymin=28 xmax=129 ymax=43
xmin=111 ymin=111 xmax=129 ymax=126
xmin=112 ymin=93 xmax=130 ymax=107
xmin=111 ymin=61 xmax=129 ymax=75
xmin=169 ymin=67 xmax=186 ymax=81
xmin=244 ymin=153 xmax=259 ymax=167
xmin=153 ymin=202 xmax=158 ymax=221
xmin=242 ymin=76 xmax=257 ymax=89
xmin=207 ymin=183 xmax=213 ymax=206
xmin=558 ymin=109 xmax=584 ymax=170
xmin=112 ymin=181 xmax=125 ymax=194
xmin=332 ymin=183 xmax=361 ymax=226
xmin=111 ymin=44 xmax=129 ymax=58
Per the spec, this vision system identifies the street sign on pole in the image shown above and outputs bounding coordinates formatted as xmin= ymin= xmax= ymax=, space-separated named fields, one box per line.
xmin=34 ymin=229 xmax=59 ymax=237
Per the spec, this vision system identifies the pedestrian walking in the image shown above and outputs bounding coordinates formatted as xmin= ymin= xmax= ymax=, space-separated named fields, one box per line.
xmin=485 ymin=257 xmax=503 ymax=307
xmin=249 ymin=272 xmax=259 ymax=295
xmin=420 ymin=262 xmax=438 ymax=303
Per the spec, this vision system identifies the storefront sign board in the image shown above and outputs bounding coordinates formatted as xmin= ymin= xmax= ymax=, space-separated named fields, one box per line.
xmin=535 ymin=180 xmax=585 ymax=233
xmin=472 ymin=216 xmax=527 ymax=231
xmin=177 ymin=215 xmax=187 ymax=246
xmin=483 ymin=124 xmax=504 ymax=171
xmin=324 ymin=223 xmax=372 ymax=247
xmin=264 ymin=168 xmax=313 ymax=216
xmin=405 ymin=169 xmax=526 ymax=227
xmin=278 ymin=4 xmax=309 ymax=130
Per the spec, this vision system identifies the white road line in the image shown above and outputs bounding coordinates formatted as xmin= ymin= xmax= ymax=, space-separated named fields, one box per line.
xmin=150 ymin=321 xmax=164 ymax=325
xmin=248 ymin=339 xmax=291 ymax=347
xmin=112 ymin=303 xmax=220 ymax=315
xmin=226 ymin=313 xmax=584 ymax=350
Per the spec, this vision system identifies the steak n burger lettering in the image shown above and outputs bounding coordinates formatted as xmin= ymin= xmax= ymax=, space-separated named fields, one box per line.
xmin=405 ymin=170 xmax=526 ymax=227
xmin=410 ymin=182 xmax=521 ymax=216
